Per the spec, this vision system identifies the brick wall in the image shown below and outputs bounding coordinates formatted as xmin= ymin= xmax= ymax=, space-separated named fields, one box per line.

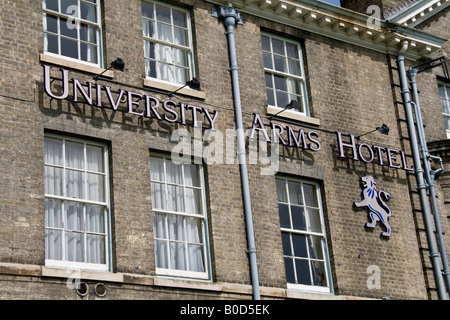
xmin=0 ymin=0 xmax=442 ymax=299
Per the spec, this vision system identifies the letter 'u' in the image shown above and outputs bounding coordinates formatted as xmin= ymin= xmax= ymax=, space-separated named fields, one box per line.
xmin=42 ymin=64 xmax=69 ymax=100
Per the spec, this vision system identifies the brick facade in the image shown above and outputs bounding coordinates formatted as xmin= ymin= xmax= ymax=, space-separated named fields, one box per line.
xmin=0 ymin=0 xmax=448 ymax=300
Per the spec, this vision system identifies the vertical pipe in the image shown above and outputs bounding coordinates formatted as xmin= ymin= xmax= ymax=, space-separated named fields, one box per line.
xmin=215 ymin=5 xmax=261 ymax=300
xmin=407 ymin=68 xmax=450 ymax=296
xmin=396 ymin=53 xmax=448 ymax=300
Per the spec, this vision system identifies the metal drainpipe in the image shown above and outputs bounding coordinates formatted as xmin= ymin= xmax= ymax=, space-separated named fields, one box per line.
xmin=407 ymin=68 xmax=450 ymax=296
xmin=396 ymin=52 xmax=448 ymax=300
xmin=212 ymin=5 xmax=261 ymax=300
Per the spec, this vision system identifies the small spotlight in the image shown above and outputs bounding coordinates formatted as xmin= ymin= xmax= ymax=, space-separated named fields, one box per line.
xmin=169 ymin=78 xmax=201 ymax=96
xmin=94 ymin=58 xmax=125 ymax=80
xmin=285 ymin=100 xmax=300 ymax=110
xmin=377 ymin=124 xmax=390 ymax=135
xmin=357 ymin=124 xmax=390 ymax=139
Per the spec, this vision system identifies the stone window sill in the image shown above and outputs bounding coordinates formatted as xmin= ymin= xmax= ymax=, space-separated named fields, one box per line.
xmin=39 ymin=53 xmax=114 ymax=78
xmin=143 ymin=78 xmax=206 ymax=100
xmin=267 ymin=105 xmax=321 ymax=126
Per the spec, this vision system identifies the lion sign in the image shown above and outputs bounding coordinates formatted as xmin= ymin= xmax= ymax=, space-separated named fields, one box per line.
xmin=354 ymin=176 xmax=392 ymax=237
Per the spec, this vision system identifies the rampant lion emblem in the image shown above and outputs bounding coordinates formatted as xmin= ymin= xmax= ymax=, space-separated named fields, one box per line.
xmin=353 ymin=176 xmax=392 ymax=237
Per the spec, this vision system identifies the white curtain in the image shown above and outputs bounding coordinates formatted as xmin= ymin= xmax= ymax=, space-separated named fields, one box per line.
xmin=151 ymin=158 xmax=205 ymax=273
xmin=45 ymin=138 xmax=106 ymax=265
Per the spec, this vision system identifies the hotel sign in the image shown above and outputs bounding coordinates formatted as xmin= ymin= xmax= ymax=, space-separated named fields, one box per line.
xmin=42 ymin=64 xmax=219 ymax=130
xmin=42 ymin=64 xmax=413 ymax=172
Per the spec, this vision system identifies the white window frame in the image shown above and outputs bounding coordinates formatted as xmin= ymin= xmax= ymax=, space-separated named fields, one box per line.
xmin=150 ymin=154 xmax=210 ymax=280
xmin=262 ymin=32 xmax=309 ymax=116
xmin=142 ymin=0 xmax=195 ymax=86
xmin=44 ymin=133 xmax=111 ymax=272
xmin=438 ymin=81 xmax=450 ymax=139
xmin=276 ymin=176 xmax=333 ymax=294
xmin=42 ymin=0 xmax=103 ymax=68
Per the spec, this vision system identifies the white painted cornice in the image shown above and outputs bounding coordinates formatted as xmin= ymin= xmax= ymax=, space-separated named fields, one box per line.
xmin=388 ymin=0 xmax=449 ymax=28
xmin=205 ymin=0 xmax=447 ymax=60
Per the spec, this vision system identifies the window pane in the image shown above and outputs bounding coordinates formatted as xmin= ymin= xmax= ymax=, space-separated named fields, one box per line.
xmin=185 ymin=188 xmax=200 ymax=214
xmin=165 ymin=161 xmax=182 ymax=184
xmin=304 ymin=184 xmax=318 ymax=207
xmin=170 ymin=242 xmax=186 ymax=270
xmin=60 ymin=18 xmax=78 ymax=39
xmin=173 ymin=10 xmax=186 ymax=28
xmin=442 ymin=99 xmax=449 ymax=115
xmin=66 ymin=141 xmax=84 ymax=169
xmin=142 ymin=2 xmax=154 ymax=19
xmin=150 ymin=157 xmax=165 ymax=181
xmin=44 ymin=0 xmax=59 ymax=12
xmin=261 ymin=36 xmax=271 ymax=52
xmin=45 ymin=15 xmax=58 ymax=33
xmin=159 ymin=62 xmax=174 ymax=82
xmin=188 ymin=244 xmax=205 ymax=272
xmin=186 ymin=218 xmax=202 ymax=243
xmin=87 ymin=173 xmax=104 ymax=202
xmin=65 ymin=201 xmax=83 ymax=231
xmin=143 ymin=19 xmax=156 ymax=38
xmin=276 ymin=91 xmax=289 ymax=109
xmin=306 ymin=208 xmax=322 ymax=233
xmin=184 ymin=164 xmax=199 ymax=187
xmin=272 ymin=38 xmax=284 ymax=55
xmin=265 ymin=73 xmax=273 ymax=89
xmin=144 ymin=41 xmax=156 ymax=59
xmin=86 ymin=145 xmax=103 ymax=172
xmin=276 ymin=179 xmax=287 ymax=202
xmin=45 ymin=230 xmax=63 ymax=260
xmin=157 ymin=22 xmax=173 ymax=43
xmin=308 ymin=236 xmax=324 ymax=260
xmin=86 ymin=205 xmax=104 ymax=233
xmin=87 ymin=234 xmax=105 ymax=264
xmin=45 ymin=138 xmax=63 ymax=165
xmin=168 ymin=214 xmax=184 ymax=241
xmin=156 ymin=5 xmax=171 ymax=24
xmin=45 ymin=33 xmax=59 ymax=54
xmin=66 ymin=169 xmax=84 ymax=198
xmin=80 ymin=2 xmax=97 ymax=22
xmin=274 ymin=55 xmax=287 ymax=73
xmin=81 ymin=42 xmax=97 ymax=63
xmin=45 ymin=199 xmax=62 ymax=228
xmin=61 ymin=37 xmax=78 ymax=59
xmin=45 ymin=166 xmax=63 ymax=196
xmin=295 ymin=259 xmax=311 ymax=285
xmin=153 ymin=213 xmax=167 ymax=239
xmin=274 ymin=75 xmax=287 ymax=91
xmin=284 ymin=257 xmax=295 ymax=283
xmin=288 ymin=59 xmax=301 ymax=76
xmin=174 ymin=28 xmax=187 ymax=47
xmin=291 ymin=206 xmax=306 ymax=231
xmin=278 ymin=203 xmax=290 ymax=228
xmin=281 ymin=232 xmax=292 ymax=256
xmin=80 ymin=24 xmax=97 ymax=43
xmin=311 ymin=260 xmax=327 ymax=286
xmin=151 ymin=182 xmax=166 ymax=210
xmin=288 ymin=181 xmax=302 ymax=205
xmin=65 ymin=231 xmax=84 ymax=262
xmin=167 ymin=185 xmax=184 ymax=212
xmin=286 ymin=42 xmax=299 ymax=59
xmin=266 ymin=89 xmax=275 ymax=106
xmin=173 ymin=48 xmax=187 ymax=66
xmin=263 ymin=52 xmax=273 ymax=69
xmin=445 ymin=117 xmax=450 ymax=130
xmin=61 ymin=0 xmax=77 ymax=15
xmin=155 ymin=239 xmax=168 ymax=268
xmin=292 ymin=234 xmax=307 ymax=258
